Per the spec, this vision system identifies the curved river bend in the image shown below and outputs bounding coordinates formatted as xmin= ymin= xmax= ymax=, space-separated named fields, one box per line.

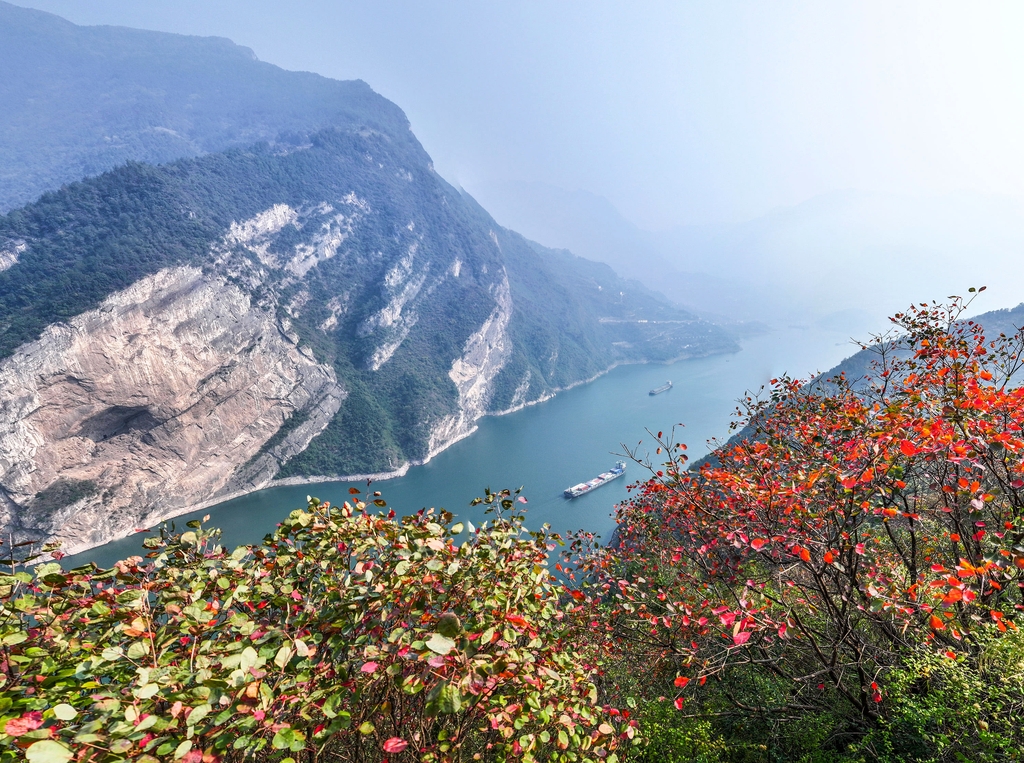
xmin=72 ymin=325 xmax=858 ymax=568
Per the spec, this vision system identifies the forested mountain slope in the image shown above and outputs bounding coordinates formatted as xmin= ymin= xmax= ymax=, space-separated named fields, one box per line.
xmin=0 ymin=127 xmax=734 ymax=554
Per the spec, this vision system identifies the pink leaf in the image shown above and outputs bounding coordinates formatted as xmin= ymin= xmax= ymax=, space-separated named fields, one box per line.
xmin=383 ymin=738 xmax=409 ymax=753
xmin=360 ymin=661 xmax=379 ymax=674
xmin=732 ymin=631 xmax=752 ymax=646
xmin=4 ymin=712 xmax=43 ymax=736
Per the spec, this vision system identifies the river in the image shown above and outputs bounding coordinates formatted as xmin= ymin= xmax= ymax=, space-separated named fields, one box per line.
xmin=68 ymin=325 xmax=861 ymax=568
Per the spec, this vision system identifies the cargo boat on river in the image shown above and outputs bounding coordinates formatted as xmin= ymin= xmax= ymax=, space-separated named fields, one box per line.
xmin=649 ymin=380 xmax=673 ymax=395
xmin=564 ymin=461 xmax=627 ymax=498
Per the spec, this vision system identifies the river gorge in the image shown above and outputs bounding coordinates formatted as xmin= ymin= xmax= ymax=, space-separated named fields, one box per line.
xmin=69 ymin=323 xmax=863 ymax=569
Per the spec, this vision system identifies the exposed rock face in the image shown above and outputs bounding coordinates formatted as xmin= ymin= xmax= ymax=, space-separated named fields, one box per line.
xmin=0 ymin=240 xmax=24 ymax=272
xmin=430 ymin=273 xmax=514 ymax=453
xmin=0 ymin=264 xmax=343 ymax=554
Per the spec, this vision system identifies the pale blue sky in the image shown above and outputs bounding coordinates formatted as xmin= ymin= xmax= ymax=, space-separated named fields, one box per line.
xmin=17 ymin=1 xmax=1024 ymax=230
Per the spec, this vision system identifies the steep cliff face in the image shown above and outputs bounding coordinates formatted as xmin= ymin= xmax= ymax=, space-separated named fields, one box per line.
xmin=0 ymin=265 xmax=343 ymax=554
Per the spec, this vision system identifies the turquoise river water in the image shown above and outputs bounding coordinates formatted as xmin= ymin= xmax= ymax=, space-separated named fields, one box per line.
xmin=69 ymin=325 xmax=861 ymax=568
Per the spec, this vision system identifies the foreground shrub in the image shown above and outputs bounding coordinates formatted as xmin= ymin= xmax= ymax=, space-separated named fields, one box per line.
xmin=567 ymin=293 xmax=1024 ymax=759
xmin=0 ymin=489 xmax=622 ymax=762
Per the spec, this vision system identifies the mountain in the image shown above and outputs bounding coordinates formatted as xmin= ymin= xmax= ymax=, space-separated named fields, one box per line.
xmin=0 ymin=1 xmax=410 ymax=212
xmin=652 ymin=190 xmax=1024 ymax=328
xmin=812 ymin=300 xmax=1024 ymax=391
xmin=476 ymin=181 xmax=1024 ymax=333
xmin=0 ymin=10 xmax=736 ymax=555
xmin=470 ymin=180 xmax=765 ymax=325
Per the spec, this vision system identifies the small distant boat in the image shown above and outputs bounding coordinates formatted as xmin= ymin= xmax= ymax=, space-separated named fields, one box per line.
xmin=649 ymin=380 xmax=673 ymax=395
xmin=564 ymin=461 xmax=627 ymax=498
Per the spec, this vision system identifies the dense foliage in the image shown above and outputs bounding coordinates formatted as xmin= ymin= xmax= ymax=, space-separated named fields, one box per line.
xmin=2 ymin=295 xmax=1023 ymax=761
xmin=0 ymin=489 xmax=625 ymax=763
xmin=565 ymin=292 xmax=1024 ymax=761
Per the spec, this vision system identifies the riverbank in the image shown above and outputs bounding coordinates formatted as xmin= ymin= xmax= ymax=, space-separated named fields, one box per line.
xmin=60 ymin=345 xmax=732 ymax=558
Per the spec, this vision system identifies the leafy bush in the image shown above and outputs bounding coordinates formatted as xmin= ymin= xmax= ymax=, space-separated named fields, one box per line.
xmin=567 ymin=292 xmax=1024 ymax=760
xmin=0 ymin=490 xmax=624 ymax=762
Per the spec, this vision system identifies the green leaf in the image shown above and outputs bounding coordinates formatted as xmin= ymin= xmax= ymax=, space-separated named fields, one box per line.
xmin=26 ymin=740 xmax=73 ymax=763
xmin=425 ymin=632 xmax=457 ymax=655
xmin=450 ymin=523 xmax=464 ymax=534
xmin=272 ymin=728 xmax=296 ymax=750
xmin=2 ymin=631 xmax=27 ymax=645
xmin=135 ymin=683 xmax=159 ymax=700
xmin=33 ymin=563 xmax=62 ymax=579
xmin=274 ymin=645 xmax=294 ymax=669
xmin=52 ymin=703 xmax=77 ymax=721
xmin=239 ymin=646 xmax=259 ymax=672
xmin=185 ymin=703 xmax=211 ymax=726
xmin=436 ymin=683 xmax=462 ymax=714
xmin=173 ymin=740 xmax=193 ymax=759
xmin=436 ymin=613 xmax=462 ymax=638
xmin=127 ymin=642 xmax=148 ymax=660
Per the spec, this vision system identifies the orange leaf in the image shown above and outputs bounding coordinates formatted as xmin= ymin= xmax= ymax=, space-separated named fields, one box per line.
xmin=929 ymin=615 xmax=945 ymax=630
xmin=799 ymin=547 xmax=811 ymax=563
xmin=823 ymin=551 xmax=835 ymax=564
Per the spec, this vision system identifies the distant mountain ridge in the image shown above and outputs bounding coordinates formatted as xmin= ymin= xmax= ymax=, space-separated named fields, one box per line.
xmin=475 ymin=181 xmax=1024 ymax=333
xmin=0 ymin=0 xmax=414 ymax=212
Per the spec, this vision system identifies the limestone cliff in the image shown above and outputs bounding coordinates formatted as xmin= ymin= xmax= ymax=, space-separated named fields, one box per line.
xmin=0 ymin=265 xmax=344 ymax=554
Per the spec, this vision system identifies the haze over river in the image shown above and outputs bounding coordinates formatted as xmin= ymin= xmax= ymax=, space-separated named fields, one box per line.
xmin=70 ymin=325 xmax=863 ymax=569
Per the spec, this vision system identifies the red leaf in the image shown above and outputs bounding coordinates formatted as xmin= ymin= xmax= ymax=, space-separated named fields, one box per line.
xmin=823 ymin=551 xmax=835 ymax=564
xmin=799 ymin=547 xmax=811 ymax=563
xmin=4 ymin=712 xmax=43 ymax=736
xmin=674 ymin=697 xmax=685 ymax=710
xmin=750 ymin=538 xmax=767 ymax=550
xmin=383 ymin=738 xmax=409 ymax=753
xmin=673 ymin=675 xmax=690 ymax=688
xmin=900 ymin=440 xmax=918 ymax=457
xmin=733 ymin=631 xmax=752 ymax=646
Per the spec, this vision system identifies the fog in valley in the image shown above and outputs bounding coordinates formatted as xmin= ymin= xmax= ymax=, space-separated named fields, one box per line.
xmin=20 ymin=0 xmax=1024 ymax=330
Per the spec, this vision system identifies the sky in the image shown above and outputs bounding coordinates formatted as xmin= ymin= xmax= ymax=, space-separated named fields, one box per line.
xmin=18 ymin=0 xmax=1024 ymax=231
